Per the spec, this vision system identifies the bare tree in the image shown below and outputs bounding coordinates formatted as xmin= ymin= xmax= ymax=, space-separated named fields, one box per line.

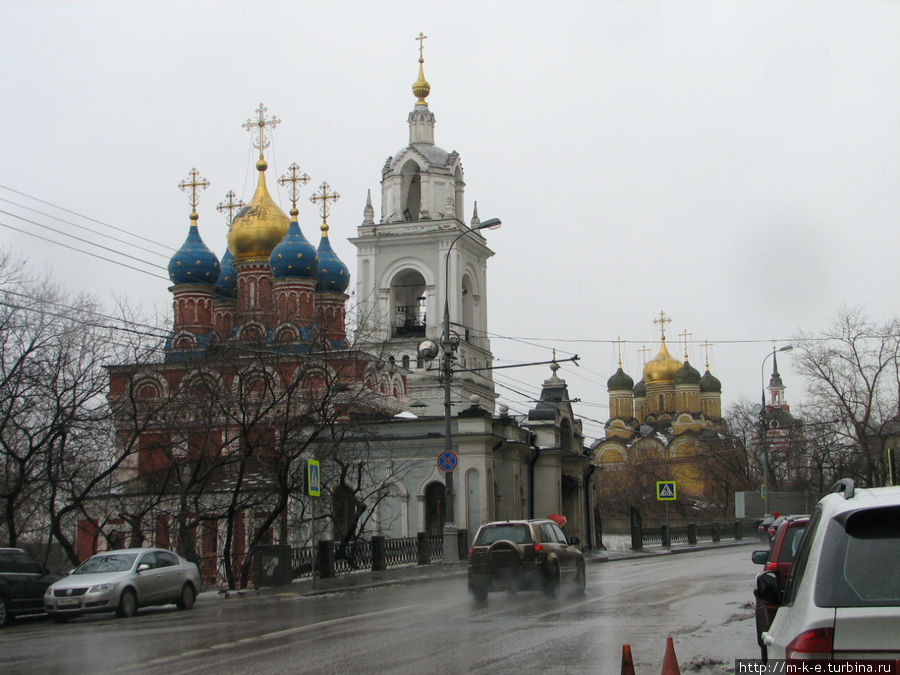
xmin=793 ymin=307 xmax=900 ymax=487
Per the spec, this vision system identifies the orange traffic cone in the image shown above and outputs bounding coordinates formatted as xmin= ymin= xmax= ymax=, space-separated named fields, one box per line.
xmin=660 ymin=636 xmax=680 ymax=675
xmin=620 ymin=644 xmax=636 ymax=675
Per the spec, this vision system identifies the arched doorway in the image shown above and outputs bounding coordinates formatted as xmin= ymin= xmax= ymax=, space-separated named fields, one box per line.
xmin=424 ymin=482 xmax=445 ymax=536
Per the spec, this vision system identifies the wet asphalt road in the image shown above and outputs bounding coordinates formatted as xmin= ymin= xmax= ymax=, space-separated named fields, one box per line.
xmin=0 ymin=545 xmax=758 ymax=674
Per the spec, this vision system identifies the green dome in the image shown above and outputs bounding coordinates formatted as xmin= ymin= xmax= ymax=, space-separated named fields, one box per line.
xmin=700 ymin=369 xmax=722 ymax=393
xmin=633 ymin=378 xmax=646 ymax=398
xmin=674 ymin=360 xmax=701 ymax=385
xmin=607 ymin=367 xmax=634 ymax=391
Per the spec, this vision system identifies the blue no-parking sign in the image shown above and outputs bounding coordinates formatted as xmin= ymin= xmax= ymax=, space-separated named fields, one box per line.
xmin=437 ymin=450 xmax=458 ymax=472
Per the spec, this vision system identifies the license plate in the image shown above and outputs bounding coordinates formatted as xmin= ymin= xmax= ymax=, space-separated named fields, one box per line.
xmin=57 ymin=598 xmax=79 ymax=608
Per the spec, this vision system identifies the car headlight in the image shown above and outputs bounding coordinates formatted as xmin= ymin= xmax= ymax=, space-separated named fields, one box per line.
xmin=44 ymin=588 xmax=54 ymax=598
xmin=89 ymin=583 xmax=113 ymax=594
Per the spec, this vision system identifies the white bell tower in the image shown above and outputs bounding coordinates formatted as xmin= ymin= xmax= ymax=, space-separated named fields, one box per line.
xmin=349 ymin=37 xmax=497 ymax=415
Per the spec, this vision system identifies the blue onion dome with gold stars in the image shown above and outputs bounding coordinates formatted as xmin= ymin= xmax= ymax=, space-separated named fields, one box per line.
xmin=270 ymin=209 xmax=318 ymax=279
xmin=674 ymin=360 xmax=701 ymax=385
xmin=168 ymin=213 xmax=220 ymax=285
xmin=215 ymin=248 xmax=236 ymax=298
xmin=316 ymin=224 xmax=349 ymax=292
xmin=633 ymin=378 xmax=647 ymax=398
xmin=227 ymin=158 xmax=290 ymax=260
xmin=700 ymin=367 xmax=722 ymax=393
xmin=607 ymin=367 xmax=634 ymax=391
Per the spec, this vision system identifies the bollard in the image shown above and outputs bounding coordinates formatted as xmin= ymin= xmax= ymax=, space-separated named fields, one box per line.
xmin=456 ymin=528 xmax=468 ymax=561
xmin=660 ymin=524 xmax=670 ymax=549
xmin=371 ymin=535 xmax=386 ymax=572
xmin=660 ymin=636 xmax=681 ymax=674
xmin=687 ymin=523 xmax=697 ymax=545
xmin=317 ymin=539 xmax=335 ymax=579
xmin=734 ymin=520 xmax=743 ymax=541
xmin=416 ymin=531 xmax=430 ymax=566
xmin=620 ymin=644 xmax=636 ymax=675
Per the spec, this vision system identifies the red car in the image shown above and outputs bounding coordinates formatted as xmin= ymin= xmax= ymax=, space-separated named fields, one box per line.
xmin=751 ymin=514 xmax=809 ymax=659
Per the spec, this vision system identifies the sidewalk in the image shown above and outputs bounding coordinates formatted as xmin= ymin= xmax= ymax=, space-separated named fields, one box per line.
xmin=200 ymin=539 xmax=754 ymax=602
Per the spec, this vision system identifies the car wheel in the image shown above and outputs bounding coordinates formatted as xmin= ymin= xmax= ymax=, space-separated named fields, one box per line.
xmin=543 ymin=562 xmax=560 ymax=598
xmin=116 ymin=588 xmax=138 ymax=618
xmin=176 ymin=583 xmax=196 ymax=610
xmin=572 ymin=561 xmax=586 ymax=596
xmin=0 ymin=596 xmax=11 ymax=628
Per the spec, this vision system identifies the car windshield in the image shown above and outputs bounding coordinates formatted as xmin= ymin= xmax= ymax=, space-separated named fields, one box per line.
xmin=815 ymin=505 xmax=900 ymax=607
xmin=74 ymin=553 xmax=138 ymax=574
xmin=474 ymin=524 xmax=532 ymax=545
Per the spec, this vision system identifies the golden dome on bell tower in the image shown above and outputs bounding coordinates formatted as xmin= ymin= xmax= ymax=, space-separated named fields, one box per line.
xmin=412 ymin=31 xmax=431 ymax=105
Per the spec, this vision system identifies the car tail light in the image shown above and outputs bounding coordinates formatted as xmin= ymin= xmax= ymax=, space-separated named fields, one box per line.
xmin=786 ymin=628 xmax=834 ymax=659
xmin=764 ymin=562 xmax=777 ymax=572
xmin=467 ymin=546 xmax=473 ymax=563
xmin=533 ymin=543 xmax=543 ymax=553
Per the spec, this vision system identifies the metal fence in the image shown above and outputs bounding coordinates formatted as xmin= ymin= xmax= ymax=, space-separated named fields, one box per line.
xmin=636 ymin=520 xmax=743 ymax=550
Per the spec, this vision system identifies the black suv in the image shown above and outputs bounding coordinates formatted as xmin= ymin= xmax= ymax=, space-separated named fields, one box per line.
xmin=0 ymin=548 xmax=59 ymax=627
xmin=467 ymin=519 xmax=586 ymax=602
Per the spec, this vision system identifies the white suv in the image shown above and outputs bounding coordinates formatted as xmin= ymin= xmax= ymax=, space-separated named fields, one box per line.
xmin=758 ymin=480 xmax=900 ymax=662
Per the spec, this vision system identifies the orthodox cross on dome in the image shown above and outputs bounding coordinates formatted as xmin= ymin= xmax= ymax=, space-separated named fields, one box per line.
xmin=216 ymin=190 xmax=244 ymax=226
xmin=279 ymin=163 xmax=311 ymax=213
xmin=653 ymin=310 xmax=672 ymax=340
xmin=701 ymin=340 xmax=713 ymax=369
xmin=242 ymin=103 xmax=281 ymax=157
xmin=416 ymin=32 xmax=427 ymax=60
xmin=178 ymin=168 xmax=209 ymax=218
xmin=310 ymin=181 xmax=340 ymax=233
xmin=679 ymin=329 xmax=693 ymax=360
xmin=615 ymin=336 xmax=624 ymax=368
xmin=638 ymin=345 xmax=651 ymax=365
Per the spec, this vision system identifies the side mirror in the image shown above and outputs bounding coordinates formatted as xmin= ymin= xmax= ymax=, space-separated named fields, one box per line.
xmin=568 ymin=536 xmax=580 ymax=546
xmin=756 ymin=572 xmax=782 ymax=606
xmin=751 ymin=550 xmax=770 ymax=565
xmin=137 ymin=563 xmax=151 ymax=573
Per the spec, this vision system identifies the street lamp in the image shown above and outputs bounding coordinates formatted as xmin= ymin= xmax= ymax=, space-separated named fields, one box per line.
xmin=438 ymin=217 xmax=500 ymax=557
xmin=760 ymin=344 xmax=793 ymax=515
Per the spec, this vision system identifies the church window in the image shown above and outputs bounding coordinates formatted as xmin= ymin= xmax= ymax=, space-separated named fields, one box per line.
xmin=560 ymin=418 xmax=572 ymax=452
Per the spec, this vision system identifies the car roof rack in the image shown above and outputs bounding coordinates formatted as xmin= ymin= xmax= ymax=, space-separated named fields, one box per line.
xmin=830 ymin=478 xmax=855 ymax=499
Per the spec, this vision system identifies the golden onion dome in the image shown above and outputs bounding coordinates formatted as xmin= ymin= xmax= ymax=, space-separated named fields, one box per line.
xmin=643 ymin=338 xmax=683 ymax=384
xmin=227 ymin=159 xmax=289 ymax=260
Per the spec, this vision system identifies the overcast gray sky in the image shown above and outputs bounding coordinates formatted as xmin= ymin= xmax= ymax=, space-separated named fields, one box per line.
xmin=2 ymin=1 xmax=899 ymax=443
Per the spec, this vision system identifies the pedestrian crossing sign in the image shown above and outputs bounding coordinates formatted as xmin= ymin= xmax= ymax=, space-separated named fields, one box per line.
xmin=656 ymin=481 xmax=677 ymax=501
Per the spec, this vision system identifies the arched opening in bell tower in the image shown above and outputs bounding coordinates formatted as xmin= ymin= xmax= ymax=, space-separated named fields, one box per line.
xmin=400 ymin=160 xmax=422 ymax=221
xmin=390 ymin=268 xmax=427 ymax=337
xmin=460 ymin=272 xmax=475 ymax=342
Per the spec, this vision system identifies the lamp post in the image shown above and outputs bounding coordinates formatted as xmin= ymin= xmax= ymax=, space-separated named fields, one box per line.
xmin=760 ymin=344 xmax=793 ymax=515
xmin=440 ymin=217 xmax=500 ymax=553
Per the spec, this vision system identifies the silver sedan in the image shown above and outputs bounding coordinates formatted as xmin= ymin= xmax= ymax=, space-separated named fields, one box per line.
xmin=44 ymin=548 xmax=200 ymax=621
